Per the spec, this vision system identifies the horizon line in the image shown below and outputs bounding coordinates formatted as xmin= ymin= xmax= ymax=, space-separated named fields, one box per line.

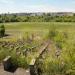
xmin=0 ymin=11 xmax=75 ymax=14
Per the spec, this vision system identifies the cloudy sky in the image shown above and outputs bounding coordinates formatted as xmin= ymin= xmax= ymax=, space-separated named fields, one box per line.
xmin=0 ymin=0 xmax=75 ymax=13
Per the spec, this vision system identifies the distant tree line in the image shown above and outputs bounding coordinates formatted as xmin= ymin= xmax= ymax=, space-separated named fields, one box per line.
xmin=0 ymin=13 xmax=75 ymax=23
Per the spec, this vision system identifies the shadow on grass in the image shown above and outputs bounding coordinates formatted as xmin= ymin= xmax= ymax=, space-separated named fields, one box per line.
xmin=8 ymin=65 xmax=18 ymax=73
xmin=0 ymin=34 xmax=11 ymax=38
xmin=4 ymin=65 xmax=18 ymax=73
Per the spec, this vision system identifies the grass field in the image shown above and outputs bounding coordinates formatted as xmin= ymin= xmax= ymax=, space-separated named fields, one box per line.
xmin=0 ymin=22 xmax=74 ymax=41
xmin=0 ymin=22 xmax=75 ymax=75
xmin=4 ymin=22 xmax=75 ymax=31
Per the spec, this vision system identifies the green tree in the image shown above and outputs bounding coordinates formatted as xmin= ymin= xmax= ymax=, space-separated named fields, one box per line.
xmin=0 ymin=24 xmax=5 ymax=37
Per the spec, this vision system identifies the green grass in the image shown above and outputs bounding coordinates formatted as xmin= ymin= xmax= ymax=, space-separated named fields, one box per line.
xmin=0 ymin=22 xmax=75 ymax=73
xmin=1 ymin=22 xmax=74 ymax=40
xmin=4 ymin=22 xmax=75 ymax=33
xmin=0 ymin=22 xmax=75 ymax=44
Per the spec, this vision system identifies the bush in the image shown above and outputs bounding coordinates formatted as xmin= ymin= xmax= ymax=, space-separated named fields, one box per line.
xmin=11 ymin=52 xmax=28 ymax=69
xmin=0 ymin=24 xmax=5 ymax=37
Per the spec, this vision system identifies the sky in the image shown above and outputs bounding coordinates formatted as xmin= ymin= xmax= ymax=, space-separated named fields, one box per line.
xmin=0 ymin=0 xmax=75 ymax=13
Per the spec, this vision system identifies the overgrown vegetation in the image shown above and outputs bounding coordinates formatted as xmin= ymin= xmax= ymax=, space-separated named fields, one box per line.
xmin=36 ymin=28 xmax=75 ymax=75
xmin=0 ymin=22 xmax=75 ymax=75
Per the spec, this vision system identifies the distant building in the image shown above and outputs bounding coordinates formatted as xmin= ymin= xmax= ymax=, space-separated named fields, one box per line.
xmin=0 ymin=12 xmax=74 ymax=17
xmin=50 ymin=12 xmax=74 ymax=16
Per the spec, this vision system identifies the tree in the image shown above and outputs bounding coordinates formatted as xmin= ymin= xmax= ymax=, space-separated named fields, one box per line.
xmin=0 ymin=24 xmax=5 ymax=37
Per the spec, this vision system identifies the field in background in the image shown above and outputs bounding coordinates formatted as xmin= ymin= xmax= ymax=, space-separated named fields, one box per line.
xmin=0 ymin=22 xmax=75 ymax=41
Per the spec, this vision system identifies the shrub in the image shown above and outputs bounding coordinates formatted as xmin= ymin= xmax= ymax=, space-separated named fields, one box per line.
xmin=0 ymin=24 xmax=5 ymax=37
